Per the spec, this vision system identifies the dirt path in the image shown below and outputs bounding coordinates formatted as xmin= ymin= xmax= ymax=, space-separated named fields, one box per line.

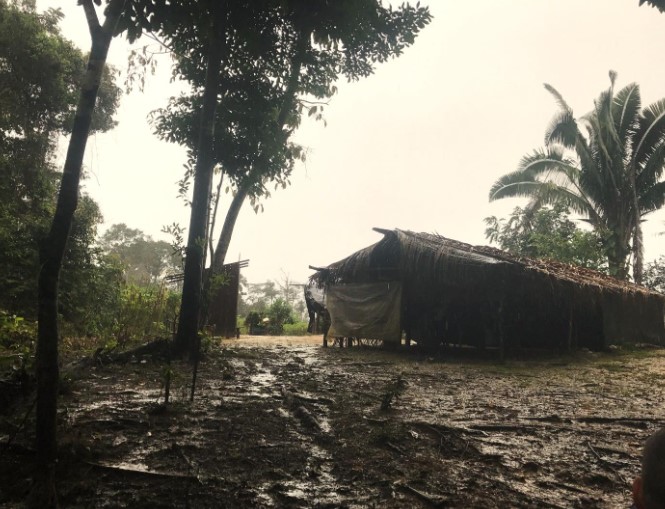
xmin=2 ymin=337 xmax=664 ymax=508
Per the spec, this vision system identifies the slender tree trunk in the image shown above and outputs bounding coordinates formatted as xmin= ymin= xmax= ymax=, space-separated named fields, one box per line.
xmin=630 ymin=168 xmax=643 ymax=284
xmin=211 ymin=184 xmax=249 ymax=270
xmin=174 ymin=5 xmax=225 ymax=357
xmin=633 ymin=223 xmax=644 ymax=284
xmin=31 ymin=2 xmax=124 ymax=506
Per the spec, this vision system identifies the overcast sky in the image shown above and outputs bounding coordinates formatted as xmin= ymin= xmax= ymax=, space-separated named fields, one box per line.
xmin=38 ymin=0 xmax=665 ymax=285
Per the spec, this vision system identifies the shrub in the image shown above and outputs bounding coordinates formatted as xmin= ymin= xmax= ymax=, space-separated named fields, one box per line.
xmin=282 ymin=321 xmax=309 ymax=336
xmin=113 ymin=285 xmax=180 ymax=346
xmin=0 ymin=311 xmax=35 ymax=349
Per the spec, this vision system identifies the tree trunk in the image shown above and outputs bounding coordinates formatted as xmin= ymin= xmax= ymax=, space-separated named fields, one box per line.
xmin=174 ymin=6 xmax=225 ymax=357
xmin=607 ymin=238 xmax=631 ymax=281
xmin=211 ymin=184 xmax=249 ymax=271
xmin=630 ymin=168 xmax=643 ymax=285
xmin=632 ymin=223 xmax=644 ymax=284
xmin=31 ymin=1 xmax=124 ymax=506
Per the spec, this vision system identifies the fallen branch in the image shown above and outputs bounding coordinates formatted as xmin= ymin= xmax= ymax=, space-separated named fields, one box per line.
xmin=291 ymin=392 xmax=334 ymax=406
xmin=536 ymin=479 xmax=589 ymax=495
xmin=384 ymin=441 xmax=404 ymax=455
xmin=576 ymin=416 xmax=662 ymax=427
xmin=468 ymin=424 xmax=535 ymax=433
xmin=411 ymin=421 xmax=489 ymax=437
xmin=86 ymin=338 xmax=171 ymax=366
xmin=586 ymin=441 xmax=627 ymax=485
xmin=395 ymin=483 xmax=448 ymax=508
xmin=87 ymin=461 xmax=197 ymax=480
xmin=293 ymin=405 xmax=323 ymax=432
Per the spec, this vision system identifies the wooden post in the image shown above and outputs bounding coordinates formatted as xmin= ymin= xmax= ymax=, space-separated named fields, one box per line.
xmin=498 ymin=298 xmax=505 ymax=362
xmin=567 ymin=299 xmax=574 ymax=353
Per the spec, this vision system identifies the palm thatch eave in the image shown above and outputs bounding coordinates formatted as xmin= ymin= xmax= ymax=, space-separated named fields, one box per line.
xmin=309 ymin=228 xmax=661 ymax=299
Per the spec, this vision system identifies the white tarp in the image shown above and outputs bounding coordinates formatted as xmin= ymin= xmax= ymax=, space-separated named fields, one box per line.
xmin=326 ymin=282 xmax=402 ymax=343
xmin=307 ymin=285 xmax=326 ymax=307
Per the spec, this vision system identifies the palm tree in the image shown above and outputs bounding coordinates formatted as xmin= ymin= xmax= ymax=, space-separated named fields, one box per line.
xmin=489 ymin=71 xmax=665 ymax=282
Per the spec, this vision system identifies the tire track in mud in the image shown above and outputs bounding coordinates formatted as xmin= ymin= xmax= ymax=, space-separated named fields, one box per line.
xmin=233 ymin=345 xmax=346 ymax=508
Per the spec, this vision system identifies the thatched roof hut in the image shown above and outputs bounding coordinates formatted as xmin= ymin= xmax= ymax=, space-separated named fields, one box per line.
xmin=310 ymin=228 xmax=665 ymax=351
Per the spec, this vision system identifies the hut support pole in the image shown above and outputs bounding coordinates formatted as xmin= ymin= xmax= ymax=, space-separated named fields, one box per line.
xmin=567 ymin=300 xmax=574 ymax=353
xmin=498 ymin=298 xmax=505 ymax=362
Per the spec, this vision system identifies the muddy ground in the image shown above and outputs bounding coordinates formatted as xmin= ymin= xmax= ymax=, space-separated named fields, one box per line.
xmin=2 ymin=336 xmax=665 ymax=508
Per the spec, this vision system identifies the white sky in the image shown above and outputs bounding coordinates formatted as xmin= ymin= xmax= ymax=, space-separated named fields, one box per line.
xmin=38 ymin=0 xmax=665 ymax=285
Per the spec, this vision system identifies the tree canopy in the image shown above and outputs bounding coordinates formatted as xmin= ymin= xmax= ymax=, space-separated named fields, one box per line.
xmin=489 ymin=72 xmax=665 ymax=282
xmin=100 ymin=224 xmax=181 ymax=285
xmin=484 ymin=205 xmax=607 ymax=272
xmin=0 ymin=0 xmax=120 ymax=321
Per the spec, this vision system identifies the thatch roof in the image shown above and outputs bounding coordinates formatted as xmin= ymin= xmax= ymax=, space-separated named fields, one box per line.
xmin=311 ymin=228 xmax=659 ymax=297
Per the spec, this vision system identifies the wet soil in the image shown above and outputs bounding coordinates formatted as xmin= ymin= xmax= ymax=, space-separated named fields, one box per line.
xmin=1 ymin=336 xmax=665 ymax=508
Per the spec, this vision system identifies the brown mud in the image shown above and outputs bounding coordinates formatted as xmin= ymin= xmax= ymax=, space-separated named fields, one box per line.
xmin=1 ymin=336 xmax=664 ymax=508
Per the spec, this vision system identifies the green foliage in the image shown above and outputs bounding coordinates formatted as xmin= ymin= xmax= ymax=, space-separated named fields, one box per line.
xmin=244 ymin=311 xmax=262 ymax=328
xmin=0 ymin=0 xmax=121 ymax=331
xmin=58 ymin=197 xmax=126 ymax=337
xmin=0 ymin=0 xmax=120 ymax=138
xmin=489 ymin=72 xmax=665 ymax=280
xmin=484 ymin=205 xmax=607 ymax=271
xmin=0 ymin=311 xmax=36 ymax=349
xmin=266 ymin=297 xmax=295 ymax=335
xmin=151 ymin=1 xmax=432 ymax=207
xmin=643 ymin=256 xmax=665 ymax=293
xmin=282 ymin=321 xmax=309 ymax=336
xmin=113 ymin=285 xmax=180 ymax=346
xmin=100 ymin=223 xmax=181 ymax=285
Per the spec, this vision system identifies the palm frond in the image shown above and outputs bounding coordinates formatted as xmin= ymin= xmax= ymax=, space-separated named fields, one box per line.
xmin=633 ymin=98 xmax=665 ymax=167
xmin=530 ymin=182 xmax=595 ymax=218
xmin=583 ymin=109 xmax=621 ymax=195
xmin=613 ymin=83 xmax=641 ymax=142
xmin=639 ymin=180 xmax=665 ymax=214
xmin=490 ymin=148 xmax=580 ymax=201
xmin=544 ymin=83 xmax=572 ymax=113
xmin=545 ymin=110 xmax=578 ymax=148
xmin=637 ymin=142 xmax=665 ymax=190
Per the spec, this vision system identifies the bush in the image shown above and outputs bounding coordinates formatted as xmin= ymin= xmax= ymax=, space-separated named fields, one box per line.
xmin=244 ymin=311 xmax=263 ymax=328
xmin=265 ymin=298 xmax=295 ymax=334
xmin=282 ymin=321 xmax=309 ymax=336
xmin=0 ymin=311 xmax=35 ymax=349
xmin=113 ymin=285 xmax=180 ymax=346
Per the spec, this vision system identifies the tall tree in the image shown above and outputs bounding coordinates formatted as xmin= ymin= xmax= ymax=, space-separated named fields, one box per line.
xmin=152 ymin=0 xmax=432 ymax=355
xmin=489 ymin=72 xmax=665 ymax=282
xmin=32 ymin=0 xmax=126 ymax=505
xmin=0 ymin=0 xmax=119 ymax=319
xmin=100 ymin=223 xmax=180 ymax=285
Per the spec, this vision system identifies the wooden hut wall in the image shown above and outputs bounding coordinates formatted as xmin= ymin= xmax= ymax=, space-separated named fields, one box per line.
xmin=208 ymin=262 xmax=241 ymax=338
xmin=600 ymin=292 xmax=665 ymax=345
xmin=499 ymin=271 xmax=605 ymax=351
xmin=401 ymin=262 xmax=612 ymax=352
